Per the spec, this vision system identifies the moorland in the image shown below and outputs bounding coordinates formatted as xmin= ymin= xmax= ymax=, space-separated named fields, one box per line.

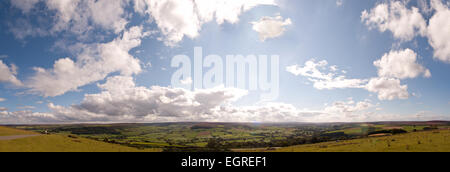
xmin=1 ymin=121 xmax=449 ymax=152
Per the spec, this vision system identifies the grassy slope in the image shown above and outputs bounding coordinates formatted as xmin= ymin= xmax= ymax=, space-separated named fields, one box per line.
xmin=0 ymin=126 xmax=161 ymax=152
xmin=0 ymin=126 xmax=37 ymax=136
xmin=270 ymin=129 xmax=450 ymax=152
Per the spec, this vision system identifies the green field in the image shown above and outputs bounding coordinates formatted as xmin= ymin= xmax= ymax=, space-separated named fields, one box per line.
xmin=13 ymin=123 xmax=318 ymax=149
xmin=2 ymin=121 xmax=450 ymax=152
xmin=0 ymin=126 xmax=160 ymax=152
xmin=268 ymin=129 xmax=450 ymax=152
xmin=0 ymin=126 xmax=37 ymax=136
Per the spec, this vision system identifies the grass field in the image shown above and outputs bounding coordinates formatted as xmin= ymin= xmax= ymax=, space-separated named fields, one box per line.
xmin=3 ymin=122 xmax=449 ymax=152
xmin=13 ymin=123 xmax=312 ymax=149
xmin=265 ymin=129 xmax=450 ymax=152
xmin=0 ymin=126 xmax=37 ymax=136
xmin=0 ymin=126 xmax=161 ymax=152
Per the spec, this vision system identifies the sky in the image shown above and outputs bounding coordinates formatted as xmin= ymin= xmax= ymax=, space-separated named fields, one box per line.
xmin=0 ymin=0 xmax=449 ymax=124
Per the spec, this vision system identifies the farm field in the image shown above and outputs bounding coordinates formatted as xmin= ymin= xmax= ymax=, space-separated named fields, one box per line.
xmin=0 ymin=126 xmax=37 ymax=136
xmin=0 ymin=126 xmax=160 ymax=152
xmin=267 ymin=129 xmax=450 ymax=152
xmin=12 ymin=123 xmax=313 ymax=149
xmin=2 ymin=121 xmax=449 ymax=152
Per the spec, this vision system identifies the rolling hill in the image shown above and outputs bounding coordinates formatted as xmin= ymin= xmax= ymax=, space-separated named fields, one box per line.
xmin=266 ymin=129 xmax=450 ymax=152
xmin=0 ymin=126 xmax=160 ymax=152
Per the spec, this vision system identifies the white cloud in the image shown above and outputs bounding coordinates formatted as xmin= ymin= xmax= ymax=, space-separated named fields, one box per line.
xmin=361 ymin=0 xmax=450 ymax=63
xmin=7 ymin=18 xmax=49 ymax=40
xmin=324 ymin=98 xmax=375 ymax=119
xmin=287 ymin=59 xmax=331 ymax=79
xmin=251 ymin=14 xmax=292 ymax=41
xmin=86 ymin=0 xmax=129 ymax=34
xmin=25 ymin=26 xmax=148 ymax=97
xmin=361 ymin=1 xmax=427 ymax=41
xmin=324 ymin=98 xmax=374 ymax=114
xmin=47 ymin=0 xmax=129 ymax=35
xmin=418 ymin=0 xmax=433 ymax=15
xmin=10 ymin=0 xmax=40 ymax=13
xmin=330 ymin=65 xmax=338 ymax=72
xmin=287 ymin=57 xmax=417 ymax=101
xmin=10 ymin=0 xmax=130 ymax=39
xmin=0 ymin=110 xmax=58 ymax=124
xmin=0 ymin=107 xmax=7 ymax=111
xmin=47 ymin=79 xmax=381 ymax=123
xmin=144 ymin=0 xmax=200 ymax=45
xmin=209 ymin=103 xmax=327 ymax=123
xmin=312 ymin=76 xmax=369 ymax=90
xmin=48 ymin=76 xmax=249 ymax=122
xmin=366 ymin=77 xmax=409 ymax=101
xmin=427 ymin=0 xmax=450 ymax=63
xmin=0 ymin=98 xmax=5 ymax=102
xmin=26 ymin=76 xmax=368 ymax=123
xmin=180 ymin=77 xmax=193 ymax=85
xmin=286 ymin=59 xmax=368 ymax=90
xmin=9 ymin=0 xmax=276 ymax=44
xmin=133 ymin=0 xmax=147 ymax=14
xmin=374 ymin=49 xmax=431 ymax=79
xmin=136 ymin=0 xmax=276 ymax=46
xmin=0 ymin=85 xmax=446 ymax=123
xmin=336 ymin=0 xmax=343 ymax=7
xmin=17 ymin=106 xmax=36 ymax=110
xmin=0 ymin=60 xmax=23 ymax=86
xmin=368 ymin=48 xmax=432 ymax=100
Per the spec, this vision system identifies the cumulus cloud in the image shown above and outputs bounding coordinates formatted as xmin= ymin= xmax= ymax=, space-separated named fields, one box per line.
xmin=0 ymin=98 xmax=5 ymax=102
xmin=418 ymin=0 xmax=433 ymax=14
xmin=10 ymin=0 xmax=130 ymax=39
xmin=10 ymin=0 xmax=276 ymax=44
xmin=10 ymin=0 xmax=277 ymax=44
xmin=324 ymin=98 xmax=374 ymax=115
xmin=0 ymin=60 xmax=23 ymax=86
xmin=286 ymin=59 xmax=368 ymax=90
xmin=10 ymin=0 xmax=40 ymax=13
xmin=361 ymin=1 xmax=427 ymax=41
xmin=45 ymin=96 xmax=388 ymax=123
xmin=362 ymin=0 xmax=450 ymax=63
xmin=367 ymin=48 xmax=432 ymax=100
xmin=287 ymin=57 xmax=416 ymax=101
xmin=427 ymin=0 xmax=450 ymax=63
xmin=1 ymin=87 xmax=445 ymax=123
xmin=25 ymin=26 xmax=148 ymax=97
xmin=7 ymin=18 xmax=50 ymax=40
xmin=366 ymin=77 xmax=409 ymax=100
xmin=48 ymin=76 xmax=248 ymax=122
xmin=17 ymin=106 xmax=36 ymax=110
xmin=47 ymin=84 xmax=381 ymax=123
xmin=374 ymin=49 xmax=431 ymax=79
xmin=251 ymin=14 xmax=292 ymax=41
xmin=84 ymin=0 xmax=129 ymax=34
xmin=31 ymin=76 xmax=369 ymax=123
xmin=180 ymin=77 xmax=193 ymax=85
xmin=135 ymin=0 xmax=276 ymax=46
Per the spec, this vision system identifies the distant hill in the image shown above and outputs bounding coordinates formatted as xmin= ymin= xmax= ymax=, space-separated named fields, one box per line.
xmin=0 ymin=126 xmax=160 ymax=152
xmin=2 ymin=121 xmax=449 ymax=152
xmin=264 ymin=129 xmax=450 ymax=152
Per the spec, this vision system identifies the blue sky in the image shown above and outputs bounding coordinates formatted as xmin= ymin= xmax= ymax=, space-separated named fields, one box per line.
xmin=0 ymin=0 xmax=449 ymax=124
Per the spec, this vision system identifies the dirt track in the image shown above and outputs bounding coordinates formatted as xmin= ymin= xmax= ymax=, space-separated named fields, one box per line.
xmin=0 ymin=135 xmax=41 ymax=141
